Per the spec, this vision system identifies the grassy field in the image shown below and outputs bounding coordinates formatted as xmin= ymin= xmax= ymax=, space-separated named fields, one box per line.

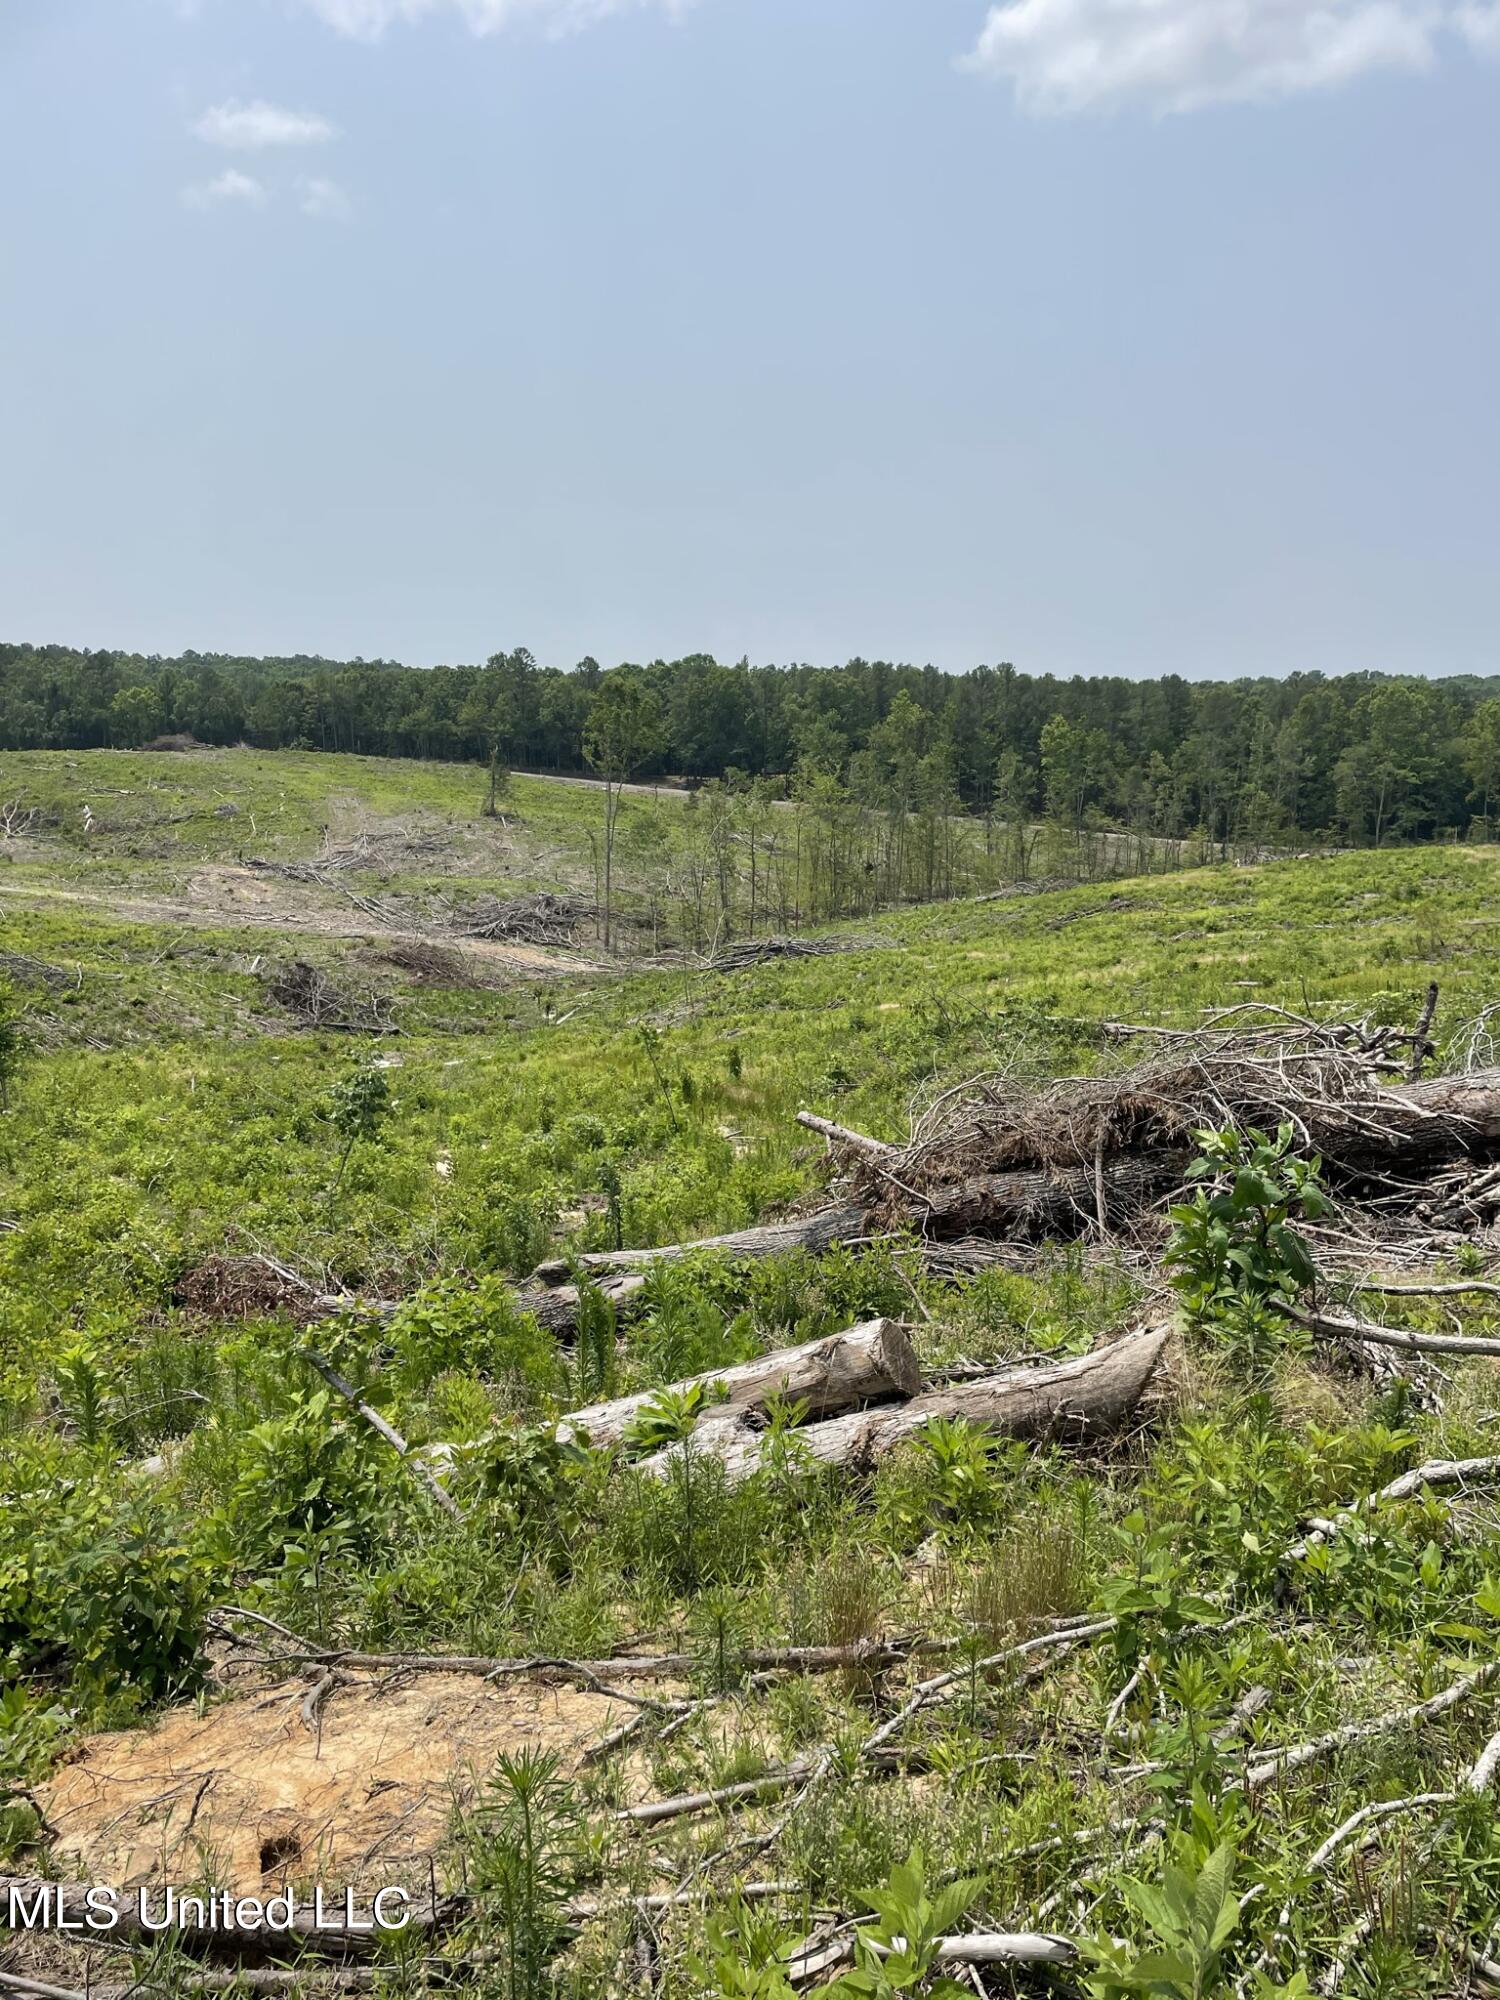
xmin=2 ymin=748 xmax=1500 ymax=1998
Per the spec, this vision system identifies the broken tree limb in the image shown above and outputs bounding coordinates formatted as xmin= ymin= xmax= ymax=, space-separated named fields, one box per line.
xmin=1351 ymin=1275 xmax=1500 ymax=1300
xmin=794 ymin=1113 xmax=897 ymax=1161
xmin=1408 ymin=981 xmax=1440 ymax=1082
xmin=558 ymin=1319 xmax=922 ymax=1449
xmin=639 ymin=1325 xmax=1170 ymax=1487
xmin=1244 ymin=1661 xmax=1500 ymax=1791
xmin=1469 ymin=1728 xmax=1500 ymax=1794
xmin=297 ymin=1347 xmax=465 ymax=1523
xmin=530 ymin=1204 xmax=867 ymax=1284
xmin=1289 ymin=1308 xmax=1500 ymax=1360
xmin=788 ymin=1930 xmax=1077 ymax=1984
xmin=1283 ymin=1454 xmax=1500 ymax=1561
xmin=208 ymin=1610 xmax=955 ymax=1685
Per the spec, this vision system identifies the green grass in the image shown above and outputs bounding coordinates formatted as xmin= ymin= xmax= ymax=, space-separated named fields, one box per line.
xmin=2 ymin=749 xmax=1499 ymax=1998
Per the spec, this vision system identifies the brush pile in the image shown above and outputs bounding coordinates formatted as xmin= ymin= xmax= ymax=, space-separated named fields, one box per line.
xmin=451 ymin=890 xmax=591 ymax=946
xmin=264 ymin=958 xmax=398 ymax=1034
xmin=697 ymin=934 xmax=893 ymax=973
xmin=173 ymin=1252 xmax=333 ymax=1326
xmin=800 ymin=996 xmax=1500 ymax=1254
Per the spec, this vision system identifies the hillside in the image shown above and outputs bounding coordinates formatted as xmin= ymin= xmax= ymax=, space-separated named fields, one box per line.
xmin=2 ymin=748 xmax=1500 ymax=1997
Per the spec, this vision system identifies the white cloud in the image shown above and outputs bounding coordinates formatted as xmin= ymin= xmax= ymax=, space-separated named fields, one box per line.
xmin=297 ymin=0 xmax=688 ymax=41
xmin=298 ymin=175 xmax=354 ymax=221
xmin=182 ymin=168 xmax=270 ymax=209
xmin=1455 ymin=1 xmax=1500 ymax=48
xmin=960 ymin=0 xmax=1500 ymax=113
xmin=193 ymin=98 xmax=337 ymax=148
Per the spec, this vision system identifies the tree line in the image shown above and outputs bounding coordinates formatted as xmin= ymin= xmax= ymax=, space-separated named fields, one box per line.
xmin=4 ymin=640 xmax=1500 ymax=853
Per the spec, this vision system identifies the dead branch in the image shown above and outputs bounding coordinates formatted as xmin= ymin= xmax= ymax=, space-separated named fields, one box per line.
xmin=788 ymin=1930 xmax=1076 ymax=1984
xmin=1244 ymin=1661 xmax=1500 ymax=1790
xmin=531 ymin=1205 xmax=866 ymax=1283
xmin=1284 ymin=1454 xmax=1500 ymax=1560
xmin=794 ymin=1113 xmax=897 ymax=1161
xmin=1290 ymin=1308 xmax=1500 ymax=1360
xmin=1469 ymin=1727 xmax=1500 ymax=1794
xmin=1408 ymin=982 xmax=1440 ymax=1081
xmin=297 ymin=1347 xmax=465 ymax=1522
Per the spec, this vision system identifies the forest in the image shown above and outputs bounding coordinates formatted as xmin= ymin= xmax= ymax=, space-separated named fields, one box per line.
xmin=5 ymin=641 xmax=1500 ymax=851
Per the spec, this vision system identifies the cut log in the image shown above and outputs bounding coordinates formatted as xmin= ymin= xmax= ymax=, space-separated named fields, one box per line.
xmin=518 ymin=1272 xmax=647 ymax=1335
xmin=920 ymin=1155 xmax=1187 ymax=1239
xmin=559 ymin=1318 xmax=922 ymax=1449
xmin=640 ymin=1324 xmax=1169 ymax=1485
xmin=530 ymin=1203 xmax=867 ymax=1284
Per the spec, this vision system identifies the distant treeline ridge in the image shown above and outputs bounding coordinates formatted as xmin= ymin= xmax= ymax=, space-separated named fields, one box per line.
xmin=4 ymin=641 xmax=1500 ymax=846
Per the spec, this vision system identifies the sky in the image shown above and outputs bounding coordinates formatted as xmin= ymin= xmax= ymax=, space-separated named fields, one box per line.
xmin=1 ymin=0 xmax=1498 ymax=682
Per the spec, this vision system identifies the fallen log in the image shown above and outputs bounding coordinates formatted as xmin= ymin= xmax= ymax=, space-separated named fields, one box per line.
xmin=518 ymin=1272 xmax=646 ymax=1335
xmin=530 ymin=1204 xmax=867 ymax=1284
xmin=920 ymin=1156 xmax=1185 ymax=1238
xmin=1291 ymin=1308 xmax=1500 ymax=1360
xmin=640 ymin=1325 xmax=1169 ymax=1486
xmin=558 ymin=1319 xmax=922 ymax=1449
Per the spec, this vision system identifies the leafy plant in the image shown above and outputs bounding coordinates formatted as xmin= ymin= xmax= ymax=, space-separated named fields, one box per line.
xmin=1082 ymin=1838 xmax=1242 ymax=2000
xmin=822 ymin=1845 xmax=984 ymax=1999
xmin=0 ymin=980 xmax=25 ymax=1114
xmin=623 ymin=1380 xmax=713 ymax=1458
xmin=327 ymin=1061 xmax=392 ymax=1194
xmin=1165 ymin=1125 xmax=1329 ymax=1339
xmin=471 ymin=1746 xmax=576 ymax=2000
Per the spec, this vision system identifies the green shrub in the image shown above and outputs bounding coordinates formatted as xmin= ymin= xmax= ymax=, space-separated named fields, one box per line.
xmin=0 ymin=1441 xmax=205 ymax=1698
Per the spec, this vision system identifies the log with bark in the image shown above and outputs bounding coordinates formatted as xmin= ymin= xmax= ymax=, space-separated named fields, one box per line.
xmin=800 ymin=1056 xmax=1500 ymax=1245
xmin=558 ymin=1318 xmax=922 ymax=1449
xmin=530 ymin=1204 xmax=867 ymax=1284
xmin=639 ymin=1324 xmax=1169 ymax=1486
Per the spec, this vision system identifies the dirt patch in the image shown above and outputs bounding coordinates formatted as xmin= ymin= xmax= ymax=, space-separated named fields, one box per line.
xmin=188 ymin=864 xmax=286 ymax=911
xmin=37 ymin=1673 xmax=624 ymax=1895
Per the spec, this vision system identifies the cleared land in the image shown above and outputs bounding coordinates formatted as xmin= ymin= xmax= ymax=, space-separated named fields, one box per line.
xmin=2 ymin=747 xmax=1500 ymax=2000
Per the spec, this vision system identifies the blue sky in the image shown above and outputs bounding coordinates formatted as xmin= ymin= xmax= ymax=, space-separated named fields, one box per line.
xmin=1 ymin=0 xmax=1497 ymax=680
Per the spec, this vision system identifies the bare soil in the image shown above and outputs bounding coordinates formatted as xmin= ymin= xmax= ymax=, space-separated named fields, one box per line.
xmin=37 ymin=1672 xmax=627 ymax=1895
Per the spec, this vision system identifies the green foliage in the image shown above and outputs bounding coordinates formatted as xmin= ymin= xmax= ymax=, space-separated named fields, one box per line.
xmin=384 ymin=1275 xmax=563 ymax=1407
xmin=1083 ymin=1838 xmax=1243 ymax=2000
xmin=623 ymin=1380 xmax=715 ymax=1458
xmin=0 ymin=1443 xmax=204 ymax=1698
xmin=0 ymin=979 xmax=25 ymax=1112
xmin=473 ymin=1425 xmax=597 ymax=1552
xmin=207 ymin=1384 xmax=396 ymax=1571
xmin=1166 ymin=1124 xmax=1329 ymax=1352
xmin=470 ymin=1746 xmax=576 ymax=2000
xmin=821 ymin=1845 xmax=984 ymax=2000
xmin=327 ymin=1061 xmax=392 ymax=1192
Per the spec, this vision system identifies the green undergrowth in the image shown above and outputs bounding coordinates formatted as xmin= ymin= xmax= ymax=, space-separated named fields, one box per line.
xmin=2 ymin=757 xmax=1500 ymax=1994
